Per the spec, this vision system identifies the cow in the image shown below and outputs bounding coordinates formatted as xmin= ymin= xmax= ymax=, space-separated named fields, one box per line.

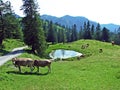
xmin=81 ymin=44 xmax=89 ymax=49
xmin=34 ymin=59 xmax=52 ymax=73
xmin=99 ymin=49 xmax=103 ymax=53
xmin=111 ymin=41 xmax=115 ymax=46
xmin=12 ymin=57 xmax=32 ymax=64
xmin=12 ymin=57 xmax=34 ymax=73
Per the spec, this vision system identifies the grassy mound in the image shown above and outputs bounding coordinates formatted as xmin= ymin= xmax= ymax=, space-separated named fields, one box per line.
xmin=0 ymin=39 xmax=120 ymax=90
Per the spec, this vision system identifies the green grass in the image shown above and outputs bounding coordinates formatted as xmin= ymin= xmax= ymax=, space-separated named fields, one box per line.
xmin=0 ymin=39 xmax=25 ymax=56
xmin=0 ymin=39 xmax=120 ymax=90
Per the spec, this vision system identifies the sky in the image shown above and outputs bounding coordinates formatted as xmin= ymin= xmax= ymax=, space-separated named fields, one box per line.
xmin=5 ymin=0 xmax=120 ymax=25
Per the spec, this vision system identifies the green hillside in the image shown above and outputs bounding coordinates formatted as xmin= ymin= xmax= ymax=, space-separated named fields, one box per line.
xmin=0 ymin=39 xmax=120 ymax=90
xmin=0 ymin=39 xmax=24 ymax=56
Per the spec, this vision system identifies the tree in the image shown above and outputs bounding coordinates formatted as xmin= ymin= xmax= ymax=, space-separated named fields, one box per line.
xmin=78 ymin=26 xmax=83 ymax=39
xmin=71 ymin=24 xmax=78 ymax=41
xmin=86 ymin=21 xmax=92 ymax=39
xmin=4 ymin=13 xmax=23 ymax=39
xmin=83 ymin=21 xmax=87 ymax=39
xmin=66 ymin=27 xmax=72 ymax=42
xmin=47 ymin=21 xmax=57 ymax=44
xmin=95 ymin=23 xmax=101 ymax=41
xmin=0 ymin=0 xmax=12 ymax=45
xmin=22 ymin=0 xmax=46 ymax=56
xmin=101 ymin=27 xmax=109 ymax=42
xmin=114 ymin=27 xmax=120 ymax=45
xmin=91 ymin=24 xmax=95 ymax=39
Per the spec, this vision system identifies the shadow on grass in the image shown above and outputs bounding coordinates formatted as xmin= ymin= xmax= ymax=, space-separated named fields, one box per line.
xmin=6 ymin=71 xmax=49 ymax=76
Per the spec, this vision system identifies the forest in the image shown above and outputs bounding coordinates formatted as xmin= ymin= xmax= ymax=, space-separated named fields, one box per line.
xmin=0 ymin=0 xmax=120 ymax=57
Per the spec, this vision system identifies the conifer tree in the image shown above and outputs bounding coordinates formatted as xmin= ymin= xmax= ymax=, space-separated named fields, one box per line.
xmin=71 ymin=24 xmax=78 ymax=41
xmin=0 ymin=0 xmax=12 ymax=45
xmin=95 ymin=23 xmax=101 ymax=41
xmin=86 ymin=21 xmax=92 ymax=39
xmin=78 ymin=26 xmax=83 ymax=39
xmin=4 ymin=13 xmax=23 ymax=39
xmin=47 ymin=21 xmax=57 ymax=44
xmin=91 ymin=24 xmax=95 ymax=39
xmin=83 ymin=21 xmax=87 ymax=39
xmin=22 ymin=0 xmax=46 ymax=56
xmin=101 ymin=27 xmax=109 ymax=42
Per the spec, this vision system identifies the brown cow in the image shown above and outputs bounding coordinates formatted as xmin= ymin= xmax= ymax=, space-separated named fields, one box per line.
xmin=111 ymin=41 xmax=115 ymax=46
xmin=99 ymin=49 xmax=103 ymax=53
xmin=12 ymin=57 xmax=34 ymax=73
xmin=34 ymin=60 xmax=52 ymax=73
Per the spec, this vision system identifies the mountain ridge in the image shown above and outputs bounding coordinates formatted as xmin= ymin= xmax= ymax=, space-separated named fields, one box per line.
xmin=41 ymin=14 xmax=120 ymax=32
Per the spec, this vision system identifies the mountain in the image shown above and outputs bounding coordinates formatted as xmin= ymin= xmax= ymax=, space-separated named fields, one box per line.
xmin=41 ymin=15 xmax=98 ymax=31
xmin=101 ymin=23 xmax=120 ymax=32
xmin=41 ymin=15 xmax=120 ymax=32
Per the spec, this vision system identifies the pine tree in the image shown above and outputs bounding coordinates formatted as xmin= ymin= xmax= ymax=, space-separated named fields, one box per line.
xmin=22 ymin=0 xmax=46 ymax=56
xmin=0 ymin=0 xmax=12 ymax=45
xmin=91 ymin=24 xmax=95 ymax=39
xmin=83 ymin=21 xmax=87 ymax=39
xmin=71 ymin=24 xmax=78 ymax=41
xmin=95 ymin=23 xmax=101 ymax=41
xmin=101 ymin=27 xmax=109 ymax=42
xmin=47 ymin=21 xmax=57 ymax=44
xmin=4 ymin=13 xmax=23 ymax=39
xmin=66 ymin=27 xmax=72 ymax=42
xmin=114 ymin=27 xmax=120 ymax=45
xmin=78 ymin=26 xmax=83 ymax=39
xmin=86 ymin=21 xmax=92 ymax=39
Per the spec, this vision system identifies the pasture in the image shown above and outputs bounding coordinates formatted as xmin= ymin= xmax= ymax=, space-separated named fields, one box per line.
xmin=0 ymin=39 xmax=120 ymax=90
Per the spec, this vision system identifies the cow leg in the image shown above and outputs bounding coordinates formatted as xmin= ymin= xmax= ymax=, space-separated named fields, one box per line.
xmin=18 ymin=66 xmax=21 ymax=73
xmin=48 ymin=65 xmax=51 ymax=73
xmin=37 ymin=66 xmax=39 ymax=73
xmin=32 ymin=66 xmax=35 ymax=71
xmin=30 ymin=66 xmax=34 ymax=73
xmin=30 ymin=66 xmax=33 ymax=73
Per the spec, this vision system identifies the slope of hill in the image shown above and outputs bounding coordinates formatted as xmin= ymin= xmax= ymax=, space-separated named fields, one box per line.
xmin=0 ymin=39 xmax=120 ymax=90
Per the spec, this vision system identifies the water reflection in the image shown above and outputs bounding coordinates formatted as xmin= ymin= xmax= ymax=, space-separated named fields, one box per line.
xmin=49 ymin=49 xmax=82 ymax=60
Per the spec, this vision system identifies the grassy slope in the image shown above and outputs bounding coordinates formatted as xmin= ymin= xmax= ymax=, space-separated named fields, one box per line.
xmin=0 ymin=39 xmax=24 ymax=56
xmin=0 ymin=39 xmax=120 ymax=90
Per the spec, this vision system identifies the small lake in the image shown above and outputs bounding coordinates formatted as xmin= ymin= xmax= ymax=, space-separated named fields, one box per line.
xmin=49 ymin=49 xmax=82 ymax=60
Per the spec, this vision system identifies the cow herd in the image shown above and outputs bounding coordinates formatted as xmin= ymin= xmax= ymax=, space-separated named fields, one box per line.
xmin=12 ymin=57 xmax=52 ymax=73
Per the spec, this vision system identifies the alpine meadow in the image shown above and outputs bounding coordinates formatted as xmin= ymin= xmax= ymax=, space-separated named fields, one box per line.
xmin=0 ymin=0 xmax=120 ymax=90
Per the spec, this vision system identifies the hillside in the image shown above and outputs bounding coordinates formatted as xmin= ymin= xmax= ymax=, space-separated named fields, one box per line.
xmin=41 ymin=15 xmax=98 ymax=31
xmin=0 ymin=39 xmax=120 ymax=90
xmin=41 ymin=15 xmax=120 ymax=32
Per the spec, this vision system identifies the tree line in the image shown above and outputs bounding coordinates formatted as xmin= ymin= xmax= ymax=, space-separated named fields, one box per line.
xmin=0 ymin=0 xmax=120 ymax=57
xmin=43 ymin=20 xmax=120 ymax=45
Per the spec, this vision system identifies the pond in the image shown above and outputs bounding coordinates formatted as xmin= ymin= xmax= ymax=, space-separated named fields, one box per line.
xmin=49 ymin=49 xmax=82 ymax=60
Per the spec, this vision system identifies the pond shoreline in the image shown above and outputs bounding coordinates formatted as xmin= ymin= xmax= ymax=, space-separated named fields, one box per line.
xmin=49 ymin=49 xmax=83 ymax=60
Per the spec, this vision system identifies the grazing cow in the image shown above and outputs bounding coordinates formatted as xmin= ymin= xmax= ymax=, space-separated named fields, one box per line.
xmin=111 ymin=41 xmax=115 ymax=46
xmin=12 ymin=58 xmax=34 ymax=73
xmin=81 ymin=44 xmax=89 ymax=49
xmin=99 ymin=49 xmax=103 ymax=53
xmin=81 ymin=45 xmax=85 ymax=49
xmin=34 ymin=60 xmax=52 ymax=73
xmin=12 ymin=57 xmax=32 ymax=64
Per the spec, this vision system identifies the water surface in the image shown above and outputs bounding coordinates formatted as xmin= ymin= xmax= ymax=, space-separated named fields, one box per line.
xmin=49 ymin=49 xmax=82 ymax=60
